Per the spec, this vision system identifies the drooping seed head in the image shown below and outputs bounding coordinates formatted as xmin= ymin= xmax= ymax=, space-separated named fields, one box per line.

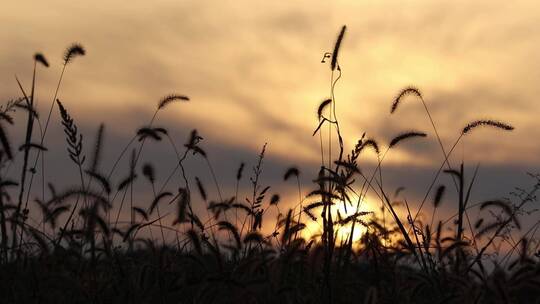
xmin=389 ymin=131 xmax=427 ymax=148
xmin=283 ymin=167 xmax=300 ymax=181
xmin=63 ymin=43 xmax=86 ymax=65
xmin=158 ymin=94 xmax=190 ymax=110
xmin=34 ymin=53 xmax=49 ymax=67
xmin=391 ymin=86 xmax=422 ymax=114
xmin=357 ymin=138 xmax=380 ymax=155
xmin=462 ymin=119 xmax=514 ymax=135
xmin=317 ymin=99 xmax=332 ymax=120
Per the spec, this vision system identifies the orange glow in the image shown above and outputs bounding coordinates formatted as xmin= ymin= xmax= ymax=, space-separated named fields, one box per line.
xmin=302 ymin=196 xmax=374 ymax=246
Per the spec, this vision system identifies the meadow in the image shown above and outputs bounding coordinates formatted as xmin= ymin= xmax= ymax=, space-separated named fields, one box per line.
xmin=0 ymin=26 xmax=539 ymax=304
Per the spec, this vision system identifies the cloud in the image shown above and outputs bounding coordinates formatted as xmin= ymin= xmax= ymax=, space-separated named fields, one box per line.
xmin=1 ymin=0 xmax=540 ymax=235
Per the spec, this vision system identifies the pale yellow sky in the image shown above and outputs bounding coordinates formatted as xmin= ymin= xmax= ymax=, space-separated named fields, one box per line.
xmin=2 ymin=0 xmax=539 ymax=168
xmin=1 ymin=0 xmax=540 ymax=234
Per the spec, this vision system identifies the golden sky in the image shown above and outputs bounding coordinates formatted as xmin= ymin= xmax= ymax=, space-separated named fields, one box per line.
xmin=1 ymin=1 xmax=540 ymax=236
xmin=3 ymin=0 xmax=539 ymax=164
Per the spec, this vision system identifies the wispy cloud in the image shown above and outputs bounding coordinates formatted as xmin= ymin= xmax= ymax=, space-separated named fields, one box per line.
xmin=1 ymin=0 xmax=539 ymax=222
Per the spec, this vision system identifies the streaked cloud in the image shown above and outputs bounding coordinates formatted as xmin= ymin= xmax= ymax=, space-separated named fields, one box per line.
xmin=1 ymin=0 xmax=539 ymax=231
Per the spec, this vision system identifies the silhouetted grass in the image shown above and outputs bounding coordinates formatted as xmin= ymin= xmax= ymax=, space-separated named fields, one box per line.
xmin=0 ymin=27 xmax=538 ymax=304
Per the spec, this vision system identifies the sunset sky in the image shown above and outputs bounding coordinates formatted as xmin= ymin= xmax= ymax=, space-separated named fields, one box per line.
xmin=1 ymin=0 xmax=539 ymax=238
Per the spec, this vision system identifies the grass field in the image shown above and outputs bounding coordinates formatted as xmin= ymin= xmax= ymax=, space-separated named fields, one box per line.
xmin=0 ymin=26 xmax=539 ymax=304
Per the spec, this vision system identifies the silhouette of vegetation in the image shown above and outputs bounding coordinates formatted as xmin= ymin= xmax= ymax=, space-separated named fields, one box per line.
xmin=0 ymin=26 xmax=539 ymax=304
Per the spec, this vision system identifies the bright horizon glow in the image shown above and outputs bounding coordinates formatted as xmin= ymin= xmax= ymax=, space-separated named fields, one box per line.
xmin=302 ymin=196 xmax=375 ymax=246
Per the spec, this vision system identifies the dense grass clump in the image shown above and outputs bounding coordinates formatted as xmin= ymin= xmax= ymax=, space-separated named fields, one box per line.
xmin=0 ymin=27 xmax=539 ymax=304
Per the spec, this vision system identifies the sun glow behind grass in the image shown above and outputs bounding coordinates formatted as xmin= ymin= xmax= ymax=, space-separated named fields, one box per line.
xmin=302 ymin=196 xmax=376 ymax=247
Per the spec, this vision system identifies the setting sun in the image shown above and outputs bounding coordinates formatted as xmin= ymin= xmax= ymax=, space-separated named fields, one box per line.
xmin=2 ymin=1 xmax=540 ymax=303
xmin=302 ymin=196 xmax=375 ymax=246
